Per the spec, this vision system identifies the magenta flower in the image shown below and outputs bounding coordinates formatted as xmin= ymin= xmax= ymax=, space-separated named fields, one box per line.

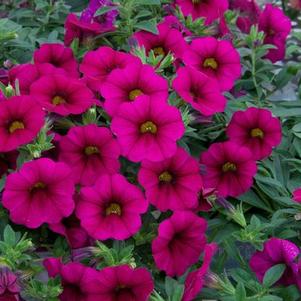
xmin=183 ymin=243 xmax=217 ymax=301
xmin=172 ymin=66 xmax=227 ymax=116
xmin=30 ymin=74 xmax=95 ymax=116
xmin=174 ymin=0 xmax=228 ymax=24
xmin=163 ymin=15 xmax=192 ymax=37
xmin=100 ymin=62 xmax=169 ymax=116
xmin=230 ymin=0 xmax=261 ymax=33
xmin=226 ymin=107 xmax=282 ymax=160
xmin=59 ymin=124 xmax=120 ymax=186
xmin=8 ymin=63 xmax=64 ymax=95
xmin=91 ymin=265 xmax=154 ymax=301
xmin=44 ymin=258 xmax=101 ymax=300
xmin=0 ymin=267 xmax=20 ymax=301
xmin=80 ymin=46 xmax=139 ymax=92
xmin=76 ymin=174 xmax=148 ymax=240
xmin=33 ymin=43 xmax=79 ymax=78
xmin=183 ymin=37 xmax=241 ymax=91
xmin=0 ymin=96 xmax=45 ymax=152
xmin=194 ymin=188 xmax=216 ymax=212
xmin=293 ymin=188 xmax=301 ymax=203
xmin=259 ymin=4 xmax=291 ymax=62
xmin=250 ymin=238 xmax=300 ymax=287
xmin=3 ymin=158 xmax=75 ymax=228
xmin=49 ymin=214 xmax=90 ymax=249
xmin=200 ymin=142 xmax=257 ymax=197
xmin=133 ymin=18 xmax=188 ymax=60
xmin=138 ymin=147 xmax=202 ymax=211
xmin=111 ymin=96 xmax=185 ymax=162
xmin=152 ymin=211 xmax=207 ymax=277
xmin=49 ymin=192 xmax=91 ymax=249
xmin=64 ymin=13 xmax=116 ymax=47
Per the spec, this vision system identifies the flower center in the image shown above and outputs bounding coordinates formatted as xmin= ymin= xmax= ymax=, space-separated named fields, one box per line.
xmin=30 ymin=181 xmax=46 ymax=193
xmin=250 ymin=128 xmax=264 ymax=139
xmin=159 ymin=171 xmax=173 ymax=182
xmin=84 ymin=146 xmax=99 ymax=156
xmin=192 ymin=0 xmax=201 ymax=3
xmin=222 ymin=162 xmax=237 ymax=172
xmin=8 ymin=121 xmax=24 ymax=133
xmin=203 ymin=58 xmax=218 ymax=70
xmin=106 ymin=203 xmax=122 ymax=216
xmin=128 ymin=89 xmax=143 ymax=101
xmin=153 ymin=47 xmax=165 ymax=56
xmin=52 ymin=95 xmax=66 ymax=106
xmin=140 ymin=121 xmax=157 ymax=134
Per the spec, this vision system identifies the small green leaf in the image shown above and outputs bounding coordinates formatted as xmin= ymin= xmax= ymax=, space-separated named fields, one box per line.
xmin=235 ymin=282 xmax=247 ymax=301
xmin=3 ymin=225 xmax=16 ymax=246
xmin=95 ymin=6 xmax=117 ymax=16
xmin=135 ymin=0 xmax=160 ymax=4
xmin=263 ymin=264 xmax=286 ymax=288
xmin=135 ymin=19 xmax=158 ymax=34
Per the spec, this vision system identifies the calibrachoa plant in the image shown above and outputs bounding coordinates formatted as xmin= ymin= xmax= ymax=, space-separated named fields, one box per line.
xmin=0 ymin=0 xmax=301 ymax=300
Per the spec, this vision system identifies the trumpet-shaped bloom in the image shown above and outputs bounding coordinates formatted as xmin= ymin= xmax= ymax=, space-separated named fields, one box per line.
xmin=30 ymin=74 xmax=95 ymax=116
xmin=250 ymin=238 xmax=300 ymax=287
xmin=80 ymin=46 xmax=139 ymax=92
xmin=200 ymin=142 xmax=257 ymax=197
xmin=100 ymin=62 xmax=168 ymax=116
xmin=44 ymin=258 xmax=102 ymax=301
xmin=258 ymin=4 xmax=291 ymax=62
xmin=134 ymin=18 xmax=188 ymax=59
xmin=183 ymin=244 xmax=217 ymax=301
xmin=76 ymin=174 xmax=148 ymax=240
xmin=138 ymin=147 xmax=202 ymax=211
xmin=64 ymin=12 xmax=116 ymax=47
xmin=2 ymin=158 xmax=75 ymax=228
xmin=33 ymin=43 xmax=79 ymax=77
xmin=183 ymin=37 xmax=241 ymax=91
xmin=172 ymin=66 xmax=227 ymax=115
xmin=0 ymin=96 xmax=45 ymax=152
xmin=111 ymin=96 xmax=185 ymax=162
xmin=59 ymin=124 xmax=120 ymax=186
xmin=226 ymin=107 xmax=282 ymax=160
xmin=152 ymin=211 xmax=207 ymax=276
xmin=174 ymin=0 xmax=228 ymax=24
xmin=90 ymin=265 xmax=154 ymax=301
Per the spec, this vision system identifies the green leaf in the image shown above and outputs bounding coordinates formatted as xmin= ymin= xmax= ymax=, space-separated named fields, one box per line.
xmin=260 ymin=295 xmax=283 ymax=301
xmin=3 ymin=225 xmax=16 ymax=246
xmin=235 ymin=282 xmax=247 ymax=301
xmin=134 ymin=19 xmax=158 ymax=34
xmin=263 ymin=264 xmax=286 ymax=288
xmin=135 ymin=0 xmax=161 ymax=4
xmin=165 ymin=277 xmax=184 ymax=301
xmin=95 ymin=6 xmax=117 ymax=16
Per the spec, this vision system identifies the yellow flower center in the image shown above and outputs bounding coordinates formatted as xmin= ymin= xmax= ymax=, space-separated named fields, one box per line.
xmin=192 ymin=0 xmax=201 ymax=3
xmin=222 ymin=162 xmax=237 ymax=172
xmin=203 ymin=58 xmax=218 ymax=70
xmin=153 ymin=47 xmax=165 ymax=56
xmin=84 ymin=146 xmax=99 ymax=156
xmin=106 ymin=203 xmax=121 ymax=216
xmin=8 ymin=121 xmax=24 ymax=133
xmin=52 ymin=95 xmax=66 ymax=106
xmin=30 ymin=182 xmax=46 ymax=192
xmin=159 ymin=171 xmax=173 ymax=182
xmin=140 ymin=121 xmax=157 ymax=134
xmin=129 ymin=89 xmax=143 ymax=101
xmin=250 ymin=128 xmax=264 ymax=139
